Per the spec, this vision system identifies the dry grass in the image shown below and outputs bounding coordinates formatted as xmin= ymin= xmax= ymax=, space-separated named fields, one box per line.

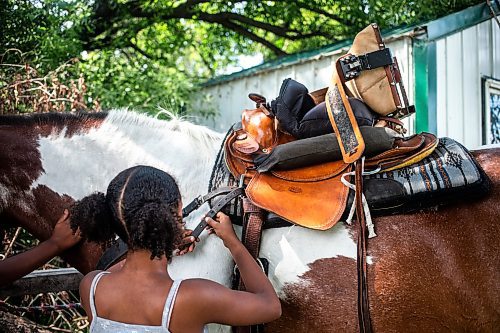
xmin=0 ymin=49 xmax=100 ymax=115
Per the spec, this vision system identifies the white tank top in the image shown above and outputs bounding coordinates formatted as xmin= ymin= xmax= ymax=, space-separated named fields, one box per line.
xmin=89 ymin=271 xmax=208 ymax=333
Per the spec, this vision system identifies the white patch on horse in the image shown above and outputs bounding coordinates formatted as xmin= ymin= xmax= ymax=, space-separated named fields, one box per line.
xmin=260 ymin=223 xmax=357 ymax=293
xmin=31 ymin=110 xmax=222 ymax=203
xmin=274 ymin=235 xmax=310 ymax=293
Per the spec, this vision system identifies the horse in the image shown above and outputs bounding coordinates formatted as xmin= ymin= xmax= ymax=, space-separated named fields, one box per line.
xmin=0 ymin=110 xmax=499 ymax=332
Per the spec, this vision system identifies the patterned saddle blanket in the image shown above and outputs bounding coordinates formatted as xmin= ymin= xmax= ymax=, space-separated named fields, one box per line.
xmin=346 ymin=137 xmax=491 ymax=217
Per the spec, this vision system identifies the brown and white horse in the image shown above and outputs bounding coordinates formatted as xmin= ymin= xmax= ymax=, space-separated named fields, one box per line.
xmin=1 ymin=111 xmax=499 ymax=332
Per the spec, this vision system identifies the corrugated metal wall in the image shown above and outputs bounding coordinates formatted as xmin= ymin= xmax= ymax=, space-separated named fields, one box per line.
xmin=197 ymin=37 xmax=415 ymax=134
xmin=435 ymin=18 xmax=500 ymax=149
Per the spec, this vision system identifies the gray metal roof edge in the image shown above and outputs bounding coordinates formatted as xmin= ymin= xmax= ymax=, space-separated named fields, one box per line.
xmin=202 ymin=2 xmax=497 ymax=88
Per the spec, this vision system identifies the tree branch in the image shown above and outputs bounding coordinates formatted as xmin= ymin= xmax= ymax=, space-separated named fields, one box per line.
xmin=128 ymin=41 xmax=154 ymax=59
xmin=202 ymin=17 xmax=287 ymax=56
xmin=205 ymin=11 xmax=306 ymax=39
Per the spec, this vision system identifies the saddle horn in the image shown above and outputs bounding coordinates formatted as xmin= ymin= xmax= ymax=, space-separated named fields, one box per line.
xmin=248 ymin=93 xmax=267 ymax=108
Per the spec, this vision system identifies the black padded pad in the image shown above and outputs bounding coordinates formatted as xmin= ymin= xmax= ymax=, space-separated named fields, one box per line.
xmin=271 ymin=78 xmax=317 ymax=138
xmin=298 ymin=98 xmax=378 ymax=139
xmin=254 ymin=126 xmax=396 ymax=172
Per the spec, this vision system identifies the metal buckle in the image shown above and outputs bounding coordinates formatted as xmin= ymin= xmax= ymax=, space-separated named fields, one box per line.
xmin=338 ymin=49 xmax=394 ymax=82
xmin=386 ymin=57 xmax=416 ymax=119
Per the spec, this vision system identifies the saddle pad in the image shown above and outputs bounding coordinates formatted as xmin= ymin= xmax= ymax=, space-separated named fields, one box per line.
xmin=350 ymin=137 xmax=491 ymax=216
xmin=246 ymin=161 xmax=351 ymax=230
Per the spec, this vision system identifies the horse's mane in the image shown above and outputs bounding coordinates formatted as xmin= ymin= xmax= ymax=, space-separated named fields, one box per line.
xmin=105 ymin=109 xmax=224 ymax=150
xmin=0 ymin=110 xmax=224 ymax=157
xmin=0 ymin=112 xmax=108 ymax=126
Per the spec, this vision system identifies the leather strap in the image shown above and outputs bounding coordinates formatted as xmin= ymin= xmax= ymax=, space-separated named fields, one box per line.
xmin=96 ymin=237 xmax=128 ymax=270
xmin=242 ymin=199 xmax=265 ymax=256
xmin=325 ymin=71 xmax=366 ymax=163
xmin=355 ymin=162 xmax=373 ymax=333
xmin=238 ymin=197 xmax=265 ymax=288
xmin=368 ymin=22 xmax=402 ymax=111
xmin=182 ymin=186 xmax=238 ymax=218
xmin=233 ymin=197 xmax=266 ymax=333
xmin=177 ymin=187 xmax=245 ymax=254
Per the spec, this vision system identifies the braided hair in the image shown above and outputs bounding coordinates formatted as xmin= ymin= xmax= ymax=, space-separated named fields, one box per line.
xmin=70 ymin=166 xmax=183 ymax=261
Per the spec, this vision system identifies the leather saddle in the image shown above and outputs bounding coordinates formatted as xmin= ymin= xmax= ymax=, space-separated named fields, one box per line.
xmin=225 ymin=104 xmax=438 ymax=231
xmin=224 ymin=20 xmax=438 ymax=230
xmin=225 ymin=124 xmax=351 ymax=230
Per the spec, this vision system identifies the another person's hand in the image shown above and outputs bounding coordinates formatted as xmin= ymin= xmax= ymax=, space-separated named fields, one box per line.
xmin=176 ymin=229 xmax=198 ymax=256
xmin=205 ymin=212 xmax=239 ymax=248
xmin=48 ymin=209 xmax=81 ymax=251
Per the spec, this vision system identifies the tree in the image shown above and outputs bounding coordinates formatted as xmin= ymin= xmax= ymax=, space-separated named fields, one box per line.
xmin=1 ymin=0 xmax=483 ymax=115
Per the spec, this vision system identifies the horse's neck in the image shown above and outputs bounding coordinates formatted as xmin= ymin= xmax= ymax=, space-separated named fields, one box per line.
xmin=33 ymin=111 xmax=221 ymax=202
xmin=1 ymin=111 xmax=224 ymax=273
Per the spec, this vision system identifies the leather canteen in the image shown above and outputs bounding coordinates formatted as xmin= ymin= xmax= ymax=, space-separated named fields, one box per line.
xmin=344 ymin=23 xmax=397 ymax=116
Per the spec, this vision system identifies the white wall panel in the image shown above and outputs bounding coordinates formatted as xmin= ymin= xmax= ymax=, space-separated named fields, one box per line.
xmin=434 ymin=18 xmax=498 ymax=148
xmin=436 ymin=39 xmax=448 ymax=137
xmin=494 ymin=19 xmax=500 ymax=78
xmin=462 ymin=25 xmax=481 ymax=147
xmin=477 ymin=21 xmax=492 ymax=78
xmin=445 ymin=33 xmax=465 ymax=143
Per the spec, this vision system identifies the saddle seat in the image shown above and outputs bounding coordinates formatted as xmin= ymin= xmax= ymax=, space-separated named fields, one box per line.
xmin=225 ymin=127 xmax=352 ymax=230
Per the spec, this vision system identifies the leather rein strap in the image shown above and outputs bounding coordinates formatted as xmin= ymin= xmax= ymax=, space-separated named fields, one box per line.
xmin=182 ymin=186 xmax=240 ymax=219
xmin=355 ymin=162 xmax=373 ymax=333
xmin=182 ymin=186 xmax=245 ymax=242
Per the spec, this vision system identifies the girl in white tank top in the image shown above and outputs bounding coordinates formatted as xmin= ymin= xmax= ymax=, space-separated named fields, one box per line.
xmin=75 ymin=166 xmax=281 ymax=332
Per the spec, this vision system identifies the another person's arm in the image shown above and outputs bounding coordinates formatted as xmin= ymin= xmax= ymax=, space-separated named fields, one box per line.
xmin=0 ymin=210 xmax=81 ymax=287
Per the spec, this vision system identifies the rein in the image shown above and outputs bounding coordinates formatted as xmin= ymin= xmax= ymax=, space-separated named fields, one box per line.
xmin=183 ymin=186 xmax=245 ymax=239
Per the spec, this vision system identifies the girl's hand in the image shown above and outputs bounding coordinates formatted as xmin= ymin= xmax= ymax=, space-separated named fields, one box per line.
xmin=205 ymin=212 xmax=239 ymax=248
xmin=175 ymin=229 xmax=198 ymax=256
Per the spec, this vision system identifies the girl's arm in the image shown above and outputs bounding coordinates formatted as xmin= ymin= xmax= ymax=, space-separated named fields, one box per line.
xmin=195 ymin=213 xmax=281 ymax=326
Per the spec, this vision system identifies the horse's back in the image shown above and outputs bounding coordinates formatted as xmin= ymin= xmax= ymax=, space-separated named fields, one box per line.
xmin=267 ymin=147 xmax=500 ymax=332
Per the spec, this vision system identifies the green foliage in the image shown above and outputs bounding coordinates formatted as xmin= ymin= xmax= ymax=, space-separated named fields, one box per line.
xmin=0 ymin=0 xmax=484 ymax=115
xmin=77 ymin=49 xmax=194 ymax=114
xmin=0 ymin=0 xmax=198 ymax=114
